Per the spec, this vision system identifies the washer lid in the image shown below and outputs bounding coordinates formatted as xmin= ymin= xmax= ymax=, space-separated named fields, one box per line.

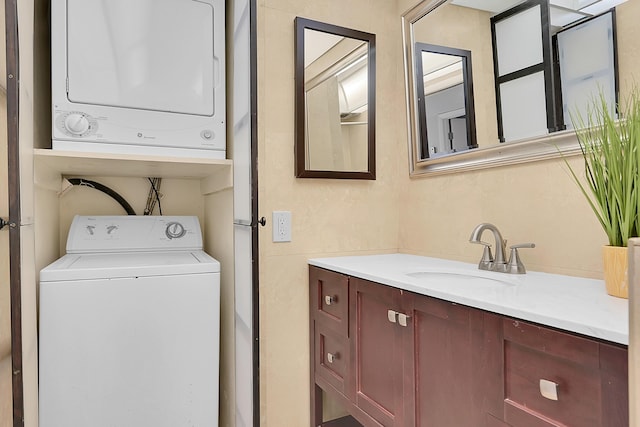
xmin=40 ymin=250 xmax=220 ymax=282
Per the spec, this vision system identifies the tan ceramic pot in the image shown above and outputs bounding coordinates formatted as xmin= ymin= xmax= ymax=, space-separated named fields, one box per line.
xmin=602 ymin=245 xmax=629 ymax=299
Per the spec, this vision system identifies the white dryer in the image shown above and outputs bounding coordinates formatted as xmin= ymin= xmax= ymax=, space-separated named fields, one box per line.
xmin=39 ymin=215 xmax=220 ymax=427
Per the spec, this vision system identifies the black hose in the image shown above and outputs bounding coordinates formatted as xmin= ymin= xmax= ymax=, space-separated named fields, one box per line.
xmin=67 ymin=178 xmax=136 ymax=215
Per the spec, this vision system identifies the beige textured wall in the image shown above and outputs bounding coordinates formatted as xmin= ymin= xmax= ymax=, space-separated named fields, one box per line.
xmin=257 ymin=0 xmax=404 ymax=425
xmin=398 ymin=156 xmax=607 ymax=278
xmin=616 ymin=0 xmax=640 ymax=100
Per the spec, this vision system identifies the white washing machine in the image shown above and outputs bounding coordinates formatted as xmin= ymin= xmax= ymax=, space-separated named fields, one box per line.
xmin=39 ymin=215 xmax=220 ymax=427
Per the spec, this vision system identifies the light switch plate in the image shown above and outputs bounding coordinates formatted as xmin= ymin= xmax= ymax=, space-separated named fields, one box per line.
xmin=272 ymin=211 xmax=291 ymax=242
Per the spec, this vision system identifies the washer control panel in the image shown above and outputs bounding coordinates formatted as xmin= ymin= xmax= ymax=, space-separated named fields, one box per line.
xmin=66 ymin=215 xmax=203 ymax=253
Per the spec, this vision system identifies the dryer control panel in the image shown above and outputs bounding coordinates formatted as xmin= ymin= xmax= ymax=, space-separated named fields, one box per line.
xmin=66 ymin=215 xmax=204 ymax=254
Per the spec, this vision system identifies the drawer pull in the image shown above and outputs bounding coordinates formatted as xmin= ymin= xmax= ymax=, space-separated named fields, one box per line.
xmin=398 ymin=313 xmax=411 ymax=327
xmin=327 ymin=352 xmax=339 ymax=364
xmin=387 ymin=310 xmax=398 ymax=323
xmin=324 ymin=295 xmax=337 ymax=305
xmin=539 ymin=379 xmax=559 ymax=401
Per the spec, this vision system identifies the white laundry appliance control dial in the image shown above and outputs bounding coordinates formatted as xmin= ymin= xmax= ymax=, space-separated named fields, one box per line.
xmin=64 ymin=113 xmax=90 ymax=135
xmin=165 ymin=222 xmax=186 ymax=239
xmin=56 ymin=111 xmax=98 ymax=137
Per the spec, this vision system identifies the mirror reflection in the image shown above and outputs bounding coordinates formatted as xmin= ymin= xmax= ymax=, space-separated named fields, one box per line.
xmin=305 ymin=30 xmax=368 ymax=171
xmin=404 ymin=0 xmax=634 ymax=175
xmin=295 ymin=17 xmax=376 ymax=179
xmin=415 ymin=43 xmax=476 ymax=158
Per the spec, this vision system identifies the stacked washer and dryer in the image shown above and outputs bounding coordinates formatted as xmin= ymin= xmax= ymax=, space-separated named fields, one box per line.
xmin=39 ymin=215 xmax=220 ymax=427
xmin=44 ymin=0 xmax=228 ymax=423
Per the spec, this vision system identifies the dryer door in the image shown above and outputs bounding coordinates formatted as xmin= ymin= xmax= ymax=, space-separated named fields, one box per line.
xmin=66 ymin=0 xmax=218 ymax=116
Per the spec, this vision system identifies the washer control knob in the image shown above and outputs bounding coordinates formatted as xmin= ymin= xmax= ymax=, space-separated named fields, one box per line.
xmin=165 ymin=222 xmax=186 ymax=239
xmin=64 ymin=113 xmax=90 ymax=135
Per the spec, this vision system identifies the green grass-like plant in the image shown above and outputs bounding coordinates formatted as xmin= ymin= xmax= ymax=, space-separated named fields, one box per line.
xmin=563 ymin=89 xmax=640 ymax=247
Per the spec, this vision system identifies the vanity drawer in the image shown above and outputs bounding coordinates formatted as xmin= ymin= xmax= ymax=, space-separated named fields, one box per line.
xmin=310 ymin=266 xmax=349 ymax=336
xmin=502 ymin=319 xmax=601 ymax=426
xmin=314 ymin=322 xmax=349 ymax=395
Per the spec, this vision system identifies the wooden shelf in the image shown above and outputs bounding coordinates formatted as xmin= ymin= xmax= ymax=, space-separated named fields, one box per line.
xmin=34 ymin=148 xmax=232 ymax=179
xmin=34 ymin=149 xmax=233 ymax=194
xmin=321 ymin=416 xmax=361 ymax=427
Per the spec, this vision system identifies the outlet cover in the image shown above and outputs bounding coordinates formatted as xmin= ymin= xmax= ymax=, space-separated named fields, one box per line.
xmin=272 ymin=211 xmax=292 ymax=242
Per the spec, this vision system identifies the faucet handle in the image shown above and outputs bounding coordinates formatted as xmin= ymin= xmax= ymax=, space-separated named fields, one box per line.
xmin=471 ymin=241 xmax=494 ymax=270
xmin=511 ymin=243 xmax=535 ymax=249
xmin=507 ymin=243 xmax=536 ymax=274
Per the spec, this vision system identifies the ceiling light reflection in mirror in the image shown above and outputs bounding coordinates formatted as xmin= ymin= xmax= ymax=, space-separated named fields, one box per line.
xmin=422 ymin=53 xmax=463 ymax=95
xmin=451 ymin=0 xmax=627 ymax=25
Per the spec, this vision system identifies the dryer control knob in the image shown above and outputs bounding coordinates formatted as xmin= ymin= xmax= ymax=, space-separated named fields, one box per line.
xmin=165 ymin=222 xmax=186 ymax=239
xmin=64 ymin=113 xmax=90 ymax=135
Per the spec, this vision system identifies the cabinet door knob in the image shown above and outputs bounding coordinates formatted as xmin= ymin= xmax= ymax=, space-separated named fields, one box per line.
xmin=327 ymin=352 xmax=339 ymax=364
xmin=324 ymin=295 xmax=336 ymax=305
xmin=539 ymin=379 xmax=559 ymax=400
xmin=398 ymin=313 xmax=411 ymax=327
xmin=387 ymin=310 xmax=397 ymax=323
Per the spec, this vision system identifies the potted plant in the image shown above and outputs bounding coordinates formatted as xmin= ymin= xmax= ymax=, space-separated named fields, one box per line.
xmin=563 ymin=89 xmax=640 ymax=298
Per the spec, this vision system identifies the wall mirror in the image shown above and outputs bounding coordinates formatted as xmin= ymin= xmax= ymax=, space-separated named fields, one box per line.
xmin=295 ymin=17 xmax=376 ymax=179
xmin=403 ymin=0 xmax=632 ymax=176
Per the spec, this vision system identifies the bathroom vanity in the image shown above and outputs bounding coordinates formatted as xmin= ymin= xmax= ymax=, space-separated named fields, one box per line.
xmin=308 ymin=254 xmax=628 ymax=427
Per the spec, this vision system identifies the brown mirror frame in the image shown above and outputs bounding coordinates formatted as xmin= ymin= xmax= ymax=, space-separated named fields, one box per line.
xmin=294 ymin=17 xmax=376 ymax=179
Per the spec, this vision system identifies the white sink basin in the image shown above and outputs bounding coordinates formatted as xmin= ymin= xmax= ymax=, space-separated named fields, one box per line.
xmin=405 ymin=269 xmax=517 ymax=286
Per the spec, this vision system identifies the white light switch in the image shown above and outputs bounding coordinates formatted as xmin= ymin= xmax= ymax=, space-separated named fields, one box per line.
xmin=272 ymin=211 xmax=291 ymax=242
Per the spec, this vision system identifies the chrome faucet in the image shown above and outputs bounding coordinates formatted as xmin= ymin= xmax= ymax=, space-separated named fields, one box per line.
xmin=469 ymin=223 xmax=535 ymax=274
xmin=469 ymin=223 xmax=507 ymax=272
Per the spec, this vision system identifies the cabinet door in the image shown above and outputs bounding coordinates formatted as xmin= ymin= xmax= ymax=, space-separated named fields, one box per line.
xmin=499 ymin=318 xmax=629 ymax=427
xmin=349 ymin=277 xmax=404 ymax=427
xmin=404 ymin=295 xmax=498 ymax=426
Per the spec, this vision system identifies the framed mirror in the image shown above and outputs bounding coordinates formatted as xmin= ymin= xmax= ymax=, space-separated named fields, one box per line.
xmin=415 ymin=42 xmax=476 ymax=158
xmin=294 ymin=17 xmax=376 ymax=179
xmin=403 ymin=0 xmax=630 ymax=176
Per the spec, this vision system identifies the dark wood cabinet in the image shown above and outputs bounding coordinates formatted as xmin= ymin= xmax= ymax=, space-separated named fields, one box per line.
xmin=403 ymin=294 xmax=501 ymax=426
xmin=349 ymin=277 xmax=405 ymax=426
xmin=309 ymin=265 xmax=629 ymax=427
xmin=492 ymin=318 xmax=629 ymax=427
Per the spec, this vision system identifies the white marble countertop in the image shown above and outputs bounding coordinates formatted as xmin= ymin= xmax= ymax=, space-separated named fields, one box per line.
xmin=308 ymin=253 xmax=629 ymax=345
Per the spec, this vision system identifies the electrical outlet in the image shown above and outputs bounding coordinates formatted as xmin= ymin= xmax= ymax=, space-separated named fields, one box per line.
xmin=272 ymin=211 xmax=292 ymax=242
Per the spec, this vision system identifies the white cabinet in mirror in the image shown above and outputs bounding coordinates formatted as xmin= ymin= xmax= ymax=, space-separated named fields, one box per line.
xmin=402 ymin=0 xmax=633 ymax=176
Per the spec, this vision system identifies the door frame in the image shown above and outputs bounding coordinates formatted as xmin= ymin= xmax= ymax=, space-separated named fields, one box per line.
xmin=5 ymin=0 xmax=23 ymax=424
